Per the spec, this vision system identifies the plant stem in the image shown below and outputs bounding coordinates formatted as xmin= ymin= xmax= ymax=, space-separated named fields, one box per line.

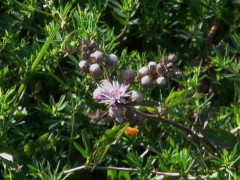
xmin=64 ymin=165 xmax=219 ymax=179
xmin=129 ymin=107 xmax=219 ymax=155
xmin=102 ymin=64 xmax=112 ymax=83
xmin=116 ymin=24 xmax=127 ymax=40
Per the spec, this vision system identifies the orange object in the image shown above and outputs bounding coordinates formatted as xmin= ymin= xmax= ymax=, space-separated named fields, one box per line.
xmin=125 ymin=126 xmax=139 ymax=136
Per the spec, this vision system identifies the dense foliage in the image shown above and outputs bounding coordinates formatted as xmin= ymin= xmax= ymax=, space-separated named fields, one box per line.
xmin=0 ymin=0 xmax=239 ymax=179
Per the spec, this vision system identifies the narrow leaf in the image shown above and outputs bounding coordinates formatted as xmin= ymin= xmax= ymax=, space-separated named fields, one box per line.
xmin=92 ymin=123 xmax=129 ymax=169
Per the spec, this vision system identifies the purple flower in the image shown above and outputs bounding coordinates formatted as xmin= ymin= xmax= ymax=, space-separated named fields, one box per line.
xmin=93 ymin=79 xmax=131 ymax=105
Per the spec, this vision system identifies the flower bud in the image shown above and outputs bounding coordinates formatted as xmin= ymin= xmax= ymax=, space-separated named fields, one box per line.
xmin=90 ymin=50 xmax=103 ymax=63
xmin=141 ymin=75 xmax=152 ymax=87
xmin=168 ymin=54 xmax=177 ymax=62
xmin=162 ymin=56 xmax=169 ymax=65
xmin=89 ymin=40 xmax=97 ymax=49
xmin=131 ymin=91 xmax=144 ymax=104
xmin=174 ymin=71 xmax=182 ymax=79
xmin=156 ymin=77 xmax=167 ymax=87
xmin=79 ymin=60 xmax=89 ymax=73
xmin=89 ymin=63 xmax=102 ymax=78
xmin=166 ymin=62 xmax=174 ymax=70
xmin=93 ymin=88 xmax=102 ymax=101
xmin=106 ymin=54 xmax=118 ymax=68
xmin=138 ymin=67 xmax=149 ymax=78
xmin=148 ymin=61 xmax=157 ymax=73
xmin=109 ymin=106 xmax=123 ymax=118
xmin=156 ymin=63 xmax=166 ymax=76
xmin=82 ymin=45 xmax=88 ymax=51
xmin=81 ymin=52 xmax=89 ymax=60
xmin=122 ymin=69 xmax=135 ymax=83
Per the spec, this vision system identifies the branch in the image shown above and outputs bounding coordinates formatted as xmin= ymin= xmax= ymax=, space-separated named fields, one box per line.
xmin=129 ymin=107 xmax=219 ymax=155
xmin=64 ymin=165 xmax=218 ymax=179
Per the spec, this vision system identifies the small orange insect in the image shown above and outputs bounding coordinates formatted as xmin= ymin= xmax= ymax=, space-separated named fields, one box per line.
xmin=125 ymin=126 xmax=139 ymax=136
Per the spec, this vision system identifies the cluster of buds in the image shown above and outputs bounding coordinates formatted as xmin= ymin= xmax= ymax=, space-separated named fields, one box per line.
xmin=79 ymin=39 xmax=119 ymax=79
xmin=78 ymin=39 xmax=181 ymax=126
xmin=137 ymin=54 xmax=182 ymax=89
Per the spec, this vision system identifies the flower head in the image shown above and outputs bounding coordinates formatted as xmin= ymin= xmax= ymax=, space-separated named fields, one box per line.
xmin=93 ymin=79 xmax=131 ymax=105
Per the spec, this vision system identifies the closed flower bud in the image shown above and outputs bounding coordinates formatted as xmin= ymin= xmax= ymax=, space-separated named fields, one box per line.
xmin=156 ymin=77 xmax=167 ymax=87
xmin=174 ymin=71 xmax=182 ymax=79
xmin=156 ymin=63 xmax=166 ymax=76
xmin=79 ymin=60 xmax=89 ymax=73
xmin=122 ymin=69 xmax=135 ymax=83
xmin=89 ymin=63 xmax=102 ymax=78
xmin=148 ymin=61 xmax=157 ymax=73
xmin=138 ymin=67 xmax=149 ymax=78
xmin=109 ymin=106 xmax=123 ymax=118
xmin=89 ymin=40 xmax=97 ymax=49
xmin=81 ymin=52 xmax=89 ymax=60
xmin=131 ymin=91 xmax=144 ymax=104
xmin=106 ymin=54 xmax=118 ymax=68
xmin=162 ymin=56 xmax=169 ymax=65
xmin=168 ymin=54 xmax=177 ymax=62
xmin=90 ymin=50 xmax=103 ymax=63
xmin=166 ymin=62 xmax=174 ymax=69
xmin=93 ymin=88 xmax=102 ymax=101
xmin=82 ymin=45 xmax=88 ymax=51
xmin=141 ymin=75 xmax=152 ymax=87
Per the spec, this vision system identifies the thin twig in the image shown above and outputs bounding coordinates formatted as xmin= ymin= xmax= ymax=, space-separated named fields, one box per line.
xmin=64 ymin=165 xmax=182 ymax=176
xmin=64 ymin=165 xmax=218 ymax=179
xmin=116 ymin=24 xmax=127 ymax=40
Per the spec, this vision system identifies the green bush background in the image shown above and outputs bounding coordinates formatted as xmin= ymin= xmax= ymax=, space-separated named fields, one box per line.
xmin=0 ymin=0 xmax=239 ymax=179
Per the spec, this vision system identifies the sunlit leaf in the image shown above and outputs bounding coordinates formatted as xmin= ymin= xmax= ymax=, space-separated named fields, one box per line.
xmin=24 ymin=133 xmax=50 ymax=155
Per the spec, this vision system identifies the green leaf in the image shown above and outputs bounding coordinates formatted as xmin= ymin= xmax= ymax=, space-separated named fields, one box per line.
xmin=202 ymin=128 xmax=237 ymax=150
xmin=107 ymin=169 xmax=117 ymax=180
xmin=118 ymin=171 xmax=131 ymax=180
xmin=145 ymin=107 xmax=158 ymax=114
xmin=73 ymin=142 xmax=88 ymax=158
xmin=17 ymin=0 xmax=75 ymax=97
xmin=112 ymin=13 xmax=126 ymax=25
xmin=24 ymin=133 xmax=50 ymax=155
xmin=27 ymin=164 xmax=38 ymax=172
xmin=92 ymin=123 xmax=129 ymax=169
xmin=165 ymin=90 xmax=192 ymax=107
xmin=0 ymin=153 xmax=18 ymax=169
xmin=82 ymin=133 xmax=91 ymax=155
